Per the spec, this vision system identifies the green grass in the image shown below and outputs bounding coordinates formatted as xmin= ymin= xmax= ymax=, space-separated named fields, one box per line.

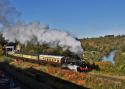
xmin=0 ymin=56 xmax=4 ymax=62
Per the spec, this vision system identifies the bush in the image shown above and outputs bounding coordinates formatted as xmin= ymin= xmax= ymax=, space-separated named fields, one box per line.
xmin=0 ymin=45 xmax=3 ymax=56
xmin=95 ymin=62 xmax=115 ymax=72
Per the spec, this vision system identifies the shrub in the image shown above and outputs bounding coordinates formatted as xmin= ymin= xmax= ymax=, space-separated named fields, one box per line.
xmin=95 ymin=61 xmax=116 ymax=73
xmin=0 ymin=45 xmax=3 ymax=56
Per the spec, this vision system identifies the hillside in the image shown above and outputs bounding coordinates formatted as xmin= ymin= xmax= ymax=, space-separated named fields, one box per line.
xmin=80 ymin=35 xmax=125 ymax=74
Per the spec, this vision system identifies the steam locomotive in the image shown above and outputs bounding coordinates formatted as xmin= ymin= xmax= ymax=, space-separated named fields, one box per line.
xmin=7 ymin=51 xmax=90 ymax=72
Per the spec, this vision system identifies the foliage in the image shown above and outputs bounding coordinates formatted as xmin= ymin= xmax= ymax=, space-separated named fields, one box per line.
xmin=80 ymin=35 xmax=125 ymax=62
xmin=0 ymin=32 xmax=7 ymax=46
xmin=85 ymin=75 xmax=124 ymax=89
xmin=80 ymin=35 xmax=125 ymax=75
xmin=95 ymin=61 xmax=116 ymax=73
xmin=20 ymin=41 xmax=75 ymax=56
xmin=0 ymin=32 xmax=8 ymax=56
xmin=0 ymin=44 xmax=4 ymax=56
xmin=114 ymin=51 xmax=125 ymax=73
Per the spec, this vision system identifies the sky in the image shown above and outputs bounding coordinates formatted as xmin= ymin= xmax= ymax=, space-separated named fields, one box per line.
xmin=10 ymin=0 xmax=125 ymax=38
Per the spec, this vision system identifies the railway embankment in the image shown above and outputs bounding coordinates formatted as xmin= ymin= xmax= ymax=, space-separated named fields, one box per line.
xmin=85 ymin=72 xmax=125 ymax=89
xmin=0 ymin=57 xmax=88 ymax=89
xmin=0 ymin=62 xmax=52 ymax=89
xmin=1 ymin=57 xmax=125 ymax=89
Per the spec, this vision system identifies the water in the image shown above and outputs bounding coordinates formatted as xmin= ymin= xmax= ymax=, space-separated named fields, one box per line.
xmin=102 ymin=51 xmax=115 ymax=64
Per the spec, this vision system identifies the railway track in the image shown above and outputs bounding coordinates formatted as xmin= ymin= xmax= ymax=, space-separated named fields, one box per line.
xmin=0 ymin=61 xmax=89 ymax=89
xmin=0 ymin=63 xmax=53 ymax=89
xmin=0 ymin=68 xmax=29 ymax=89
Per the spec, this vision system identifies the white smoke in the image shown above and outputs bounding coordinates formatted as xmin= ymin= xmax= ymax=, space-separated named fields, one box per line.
xmin=0 ymin=0 xmax=20 ymax=26
xmin=3 ymin=21 xmax=83 ymax=54
xmin=67 ymin=64 xmax=78 ymax=71
xmin=0 ymin=0 xmax=83 ymax=54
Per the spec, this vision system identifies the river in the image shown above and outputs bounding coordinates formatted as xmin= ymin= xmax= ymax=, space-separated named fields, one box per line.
xmin=102 ymin=51 xmax=115 ymax=64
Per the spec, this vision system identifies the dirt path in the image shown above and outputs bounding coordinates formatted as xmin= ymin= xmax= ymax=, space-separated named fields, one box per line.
xmin=88 ymin=72 xmax=125 ymax=81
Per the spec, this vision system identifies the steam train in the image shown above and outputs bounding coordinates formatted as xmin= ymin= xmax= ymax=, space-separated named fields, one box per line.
xmin=7 ymin=51 xmax=90 ymax=72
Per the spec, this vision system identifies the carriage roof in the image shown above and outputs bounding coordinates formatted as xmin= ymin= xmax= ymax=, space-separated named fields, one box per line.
xmin=39 ymin=54 xmax=64 ymax=59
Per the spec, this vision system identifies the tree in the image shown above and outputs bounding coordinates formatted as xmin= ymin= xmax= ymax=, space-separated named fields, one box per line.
xmin=0 ymin=32 xmax=7 ymax=46
xmin=0 ymin=33 xmax=8 ymax=56
xmin=0 ymin=44 xmax=3 ymax=56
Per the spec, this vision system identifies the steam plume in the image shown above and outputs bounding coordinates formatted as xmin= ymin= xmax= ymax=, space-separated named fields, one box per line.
xmin=0 ymin=0 xmax=19 ymax=26
xmin=0 ymin=0 xmax=83 ymax=54
xmin=3 ymin=22 xmax=83 ymax=54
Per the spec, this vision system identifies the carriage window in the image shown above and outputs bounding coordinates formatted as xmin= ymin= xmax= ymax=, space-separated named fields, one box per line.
xmin=54 ymin=59 xmax=57 ymax=62
xmin=57 ymin=60 xmax=60 ymax=63
xmin=47 ymin=58 xmax=48 ymax=61
xmin=43 ymin=57 xmax=45 ymax=60
xmin=52 ymin=58 xmax=54 ymax=62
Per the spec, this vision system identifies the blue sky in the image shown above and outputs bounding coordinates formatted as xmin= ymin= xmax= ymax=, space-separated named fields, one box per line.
xmin=10 ymin=0 xmax=125 ymax=38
